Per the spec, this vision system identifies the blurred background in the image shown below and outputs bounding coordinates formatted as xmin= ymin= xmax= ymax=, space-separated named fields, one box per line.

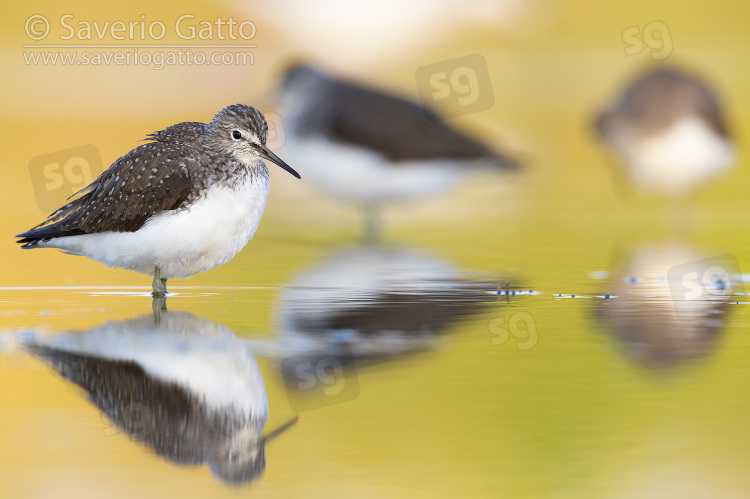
xmin=2 ymin=0 xmax=750 ymax=497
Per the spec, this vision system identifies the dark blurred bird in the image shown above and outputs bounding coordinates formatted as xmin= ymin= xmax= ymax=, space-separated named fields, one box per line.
xmin=595 ymin=67 xmax=733 ymax=197
xmin=275 ymin=63 xmax=518 ymax=241
xmin=16 ymin=104 xmax=300 ymax=297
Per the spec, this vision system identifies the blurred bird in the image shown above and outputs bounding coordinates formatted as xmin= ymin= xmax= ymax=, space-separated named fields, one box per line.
xmin=595 ymin=67 xmax=733 ymax=197
xmin=16 ymin=104 xmax=300 ymax=297
xmin=275 ymin=63 xmax=518 ymax=241
xmin=243 ymin=1 xmax=540 ymax=70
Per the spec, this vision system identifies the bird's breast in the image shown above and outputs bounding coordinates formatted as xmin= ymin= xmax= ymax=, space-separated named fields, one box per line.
xmin=184 ymin=174 xmax=270 ymax=240
xmin=133 ymin=172 xmax=270 ymax=277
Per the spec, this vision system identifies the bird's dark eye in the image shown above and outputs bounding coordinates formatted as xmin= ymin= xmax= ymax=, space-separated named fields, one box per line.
xmin=232 ymin=130 xmax=242 ymax=140
xmin=229 ymin=451 xmax=240 ymax=463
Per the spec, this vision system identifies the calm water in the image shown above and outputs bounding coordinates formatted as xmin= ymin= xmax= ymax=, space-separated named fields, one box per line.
xmin=2 ymin=225 xmax=750 ymax=498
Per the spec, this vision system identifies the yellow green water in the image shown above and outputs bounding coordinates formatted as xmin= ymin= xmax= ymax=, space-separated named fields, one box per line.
xmin=2 ymin=0 xmax=750 ymax=497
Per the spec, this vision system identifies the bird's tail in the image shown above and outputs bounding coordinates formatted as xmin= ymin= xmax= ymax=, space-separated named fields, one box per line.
xmin=15 ymin=237 xmax=46 ymax=249
xmin=483 ymin=151 xmax=522 ymax=172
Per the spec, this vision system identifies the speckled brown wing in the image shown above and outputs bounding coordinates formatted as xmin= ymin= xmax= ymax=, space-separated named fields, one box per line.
xmin=17 ymin=139 xmax=198 ymax=245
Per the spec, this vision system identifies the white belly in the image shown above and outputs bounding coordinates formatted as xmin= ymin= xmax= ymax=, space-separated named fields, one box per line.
xmin=623 ymin=117 xmax=734 ymax=196
xmin=40 ymin=174 xmax=270 ymax=278
xmin=284 ymin=136 xmax=469 ymax=203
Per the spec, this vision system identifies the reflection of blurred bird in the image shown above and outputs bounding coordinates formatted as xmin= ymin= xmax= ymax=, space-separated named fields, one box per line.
xmin=23 ymin=311 xmax=296 ymax=485
xmin=275 ymin=63 xmax=518 ymax=241
xmin=593 ymin=243 xmax=734 ymax=369
xmin=273 ymin=246 xmax=498 ymax=379
xmin=595 ymin=67 xmax=733 ymax=197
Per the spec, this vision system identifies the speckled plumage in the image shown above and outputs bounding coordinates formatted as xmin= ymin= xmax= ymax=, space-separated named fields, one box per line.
xmin=16 ymin=104 xmax=298 ymax=281
xmin=19 ymin=106 xmax=268 ymax=240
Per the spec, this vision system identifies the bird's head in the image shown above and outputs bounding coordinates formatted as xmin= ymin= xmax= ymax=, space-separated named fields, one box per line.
xmin=208 ymin=426 xmax=266 ymax=485
xmin=207 ymin=415 xmax=298 ymax=485
xmin=273 ymin=62 xmax=330 ymax=121
xmin=277 ymin=61 xmax=326 ymax=96
xmin=210 ymin=104 xmax=300 ymax=179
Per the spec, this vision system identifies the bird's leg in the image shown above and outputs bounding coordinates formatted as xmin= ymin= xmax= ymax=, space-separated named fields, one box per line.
xmin=364 ymin=202 xmax=381 ymax=245
xmin=152 ymin=294 xmax=167 ymax=324
xmin=151 ymin=267 xmax=168 ymax=323
xmin=152 ymin=266 xmax=168 ymax=298
xmin=672 ymin=196 xmax=691 ymax=237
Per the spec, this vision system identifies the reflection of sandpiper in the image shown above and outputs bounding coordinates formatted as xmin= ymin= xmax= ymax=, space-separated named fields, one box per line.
xmin=593 ymin=243 xmax=736 ymax=369
xmin=275 ymin=63 xmax=519 ymax=241
xmin=595 ymin=67 xmax=733 ymax=197
xmin=23 ymin=311 xmax=296 ymax=485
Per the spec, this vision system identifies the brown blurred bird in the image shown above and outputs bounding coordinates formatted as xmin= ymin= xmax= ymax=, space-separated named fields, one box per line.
xmin=595 ymin=67 xmax=733 ymax=197
xmin=275 ymin=62 xmax=518 ymax=241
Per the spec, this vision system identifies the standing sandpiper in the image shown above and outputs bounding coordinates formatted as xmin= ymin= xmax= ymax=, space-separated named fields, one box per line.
xmin=275 ymin=63 xmax=518 ymax=241
xmin=16 ymin=104 xmax=300 ymax=297
xmin=595 ymin=67 xmax=733 ymax=197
